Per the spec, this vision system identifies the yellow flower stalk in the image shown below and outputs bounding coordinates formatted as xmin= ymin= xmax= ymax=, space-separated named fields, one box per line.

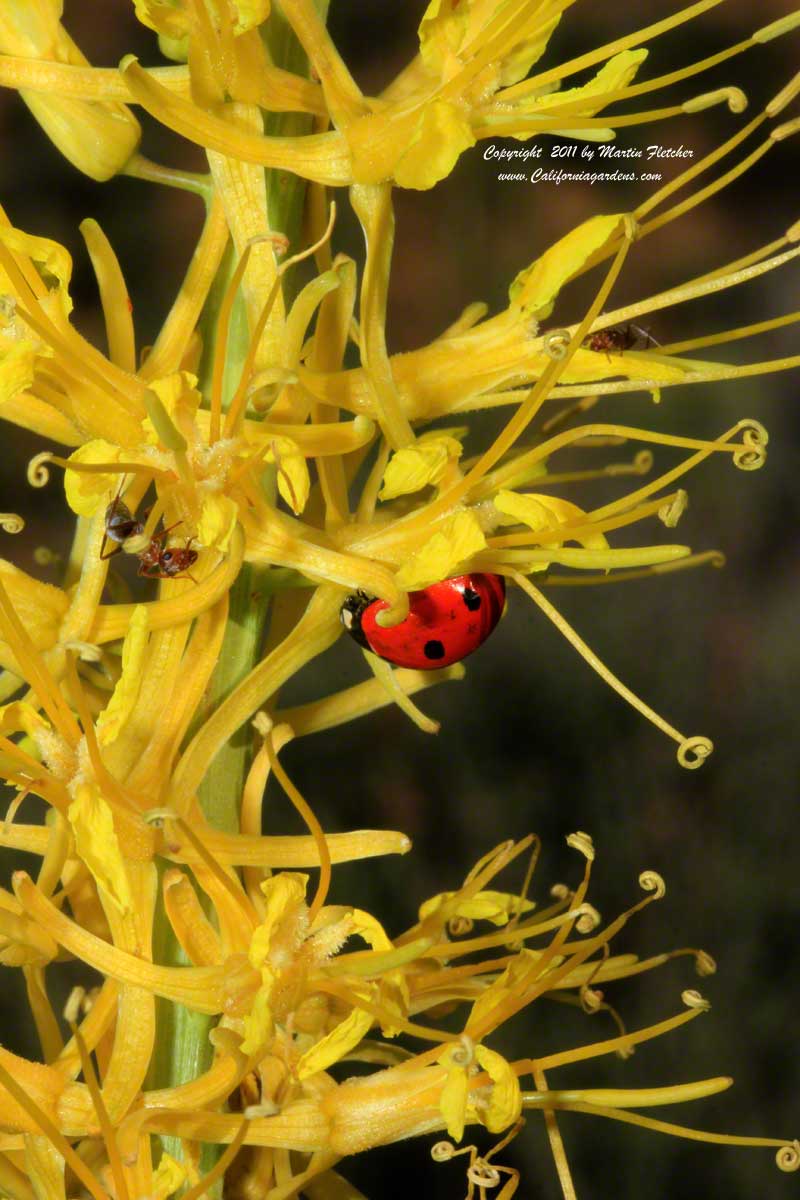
xmin=0 ymin=2 xmax=796 ymax=1197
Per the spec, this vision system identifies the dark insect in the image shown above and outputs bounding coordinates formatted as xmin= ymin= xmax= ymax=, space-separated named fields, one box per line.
xmin=136 ymin=525 xmax=198 ymax=581
xmin=100 ymin=491 xmax=145 ymax=560
xmin=583 ymin=322 xmax=656 ymax=358
xmin=101 ymin=487 xmax=198 ymax=581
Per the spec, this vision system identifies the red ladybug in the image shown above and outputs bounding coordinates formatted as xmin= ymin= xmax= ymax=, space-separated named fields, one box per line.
xmin=340 ymin=573 xmax=506 ymax=669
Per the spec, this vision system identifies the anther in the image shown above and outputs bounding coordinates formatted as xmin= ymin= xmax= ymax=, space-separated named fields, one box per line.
xmin=682 ymin=989 xmax=711 ymax=1011
xmin=677 ymin=735 xmax=714 ymax=768
xmin=27 ymin=452 xmax=54 ymax=488
xmin=575 ymin=903 xmax=601 ymax=933
xmin=775 ymin=1141 xmax=800 ymax=1172
xmin=0 ymin=514 xmax=24 ymax=534
xmin=682 ymin=87 xmax=747 ymax=114
xmin=566 ymin=831 xmax=594 ymax=861
xmin=638 ymin=870 xmax=666 ymax=900
xmin=658 ymin=490 xmax=688 ymax=528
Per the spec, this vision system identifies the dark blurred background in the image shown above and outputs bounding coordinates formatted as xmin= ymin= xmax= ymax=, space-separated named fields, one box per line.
xmin=1 ymin=2 xmax=798 ymax=1197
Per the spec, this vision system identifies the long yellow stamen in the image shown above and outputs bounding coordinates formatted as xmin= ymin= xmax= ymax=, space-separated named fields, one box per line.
xmin=510 ymin=571 xmax=711 ymax=769
xmin=0 ymin=1058 xmax=110 ymax=1200
xmin=140 ymin=194 xmax=228 ymax=383
xmin=79 ymin=219 xmax=135 ymax=373
xmin=71 ymin=1023 xmax=131 ymax=1200
xmin=265 ymin=728 xmax=331 ymax=924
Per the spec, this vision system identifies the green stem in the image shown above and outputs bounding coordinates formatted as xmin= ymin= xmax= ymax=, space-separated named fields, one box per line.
xmin=147 ymin=4 xmax=330 ymax=1193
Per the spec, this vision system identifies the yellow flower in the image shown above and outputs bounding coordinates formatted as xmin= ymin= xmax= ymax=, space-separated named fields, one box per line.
xmin=0 ymin=6 xmax=797 ymax=1196
xmin=0 ymin=0 xmax=141 ymax=179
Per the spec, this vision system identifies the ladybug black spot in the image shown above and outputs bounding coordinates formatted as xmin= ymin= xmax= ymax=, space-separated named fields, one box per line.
xmin=423 ymin=639 xmax=446 ymax=661
xmin=462 ymin=587 xmax=482 ymax=611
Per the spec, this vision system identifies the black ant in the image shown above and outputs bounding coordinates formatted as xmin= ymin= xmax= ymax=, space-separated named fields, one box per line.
xmin=100 ymin=490 xmax=145 ymax=560
xmin=101 ymin=487 xmax=198 ymax=581
xmin=583 ymin=322 xmax=657 ymax=357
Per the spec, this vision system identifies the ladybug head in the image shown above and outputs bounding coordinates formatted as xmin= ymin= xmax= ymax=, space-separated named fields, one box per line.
xmin=340 ymin=590 xmax=373 ymax=650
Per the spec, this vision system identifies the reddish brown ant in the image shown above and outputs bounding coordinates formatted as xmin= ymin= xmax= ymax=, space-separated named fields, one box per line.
xmin=136 ymin=526 xmax=198 ymax=581
xmin=583 ymin=322 xmax=657 ymax=357
xmin=101 ymin=485 xmax=197 ymax=581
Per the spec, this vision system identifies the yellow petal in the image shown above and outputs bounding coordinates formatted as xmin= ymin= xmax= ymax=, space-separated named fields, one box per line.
xmin=96 ymin=606 xmax=149 ymax=747
xmin=134 ymin=0 xmax=269 ymax=38
xmin=250 ymin=872 xmax=308 ymax=969
xmin=296 ymin=1002 xmax=374 ymax=1080
xmin=474 ymin=1044 xmax=522 ymax=1133
xmin=64 ymin=440 xmax=125 ymax=517
xmin=0 ymin=225 xmax=73 ymax=318
xmin=143 ymin=370 xmax=201 ymax=445
xmin=0 ymin=700 xmax=49 ymax=740
xmin=349 ymin=908 xmax=393 ymax=952
xmin=468 ymin=950 xmax=537 ymax=1033
xmin=418 ymin=0 xmax=469 ymax=76
xmin=197 ymin=493 xmax=238 ymax=553
xmin=395 ymin=509 xmax=486 ymax=590
xmin=240 ymin=978 xmax=275 ymax=1055
xmin=509 ymin=214 xmax=625 ymax=319
xmin=533 ymin=50 xmax=648 ymax=129
xmin=152 ymin=1152 xmax=189 ymax=1200
xmin=418 ymin=888 xmax=535 ymax=927
xmin=265 ymin=437 xmax=311 ymax=515
xmin=394 ymin=100 xmax=475 ymax=190
xmin=494 ymin=490 xmax=609 ymax=550
xmin=0 ymin=560 xmax=69 ymax=658
xmin=437 ymin=1047 xmax=468 ymax=1143
xmin=67 ymin=783 xmax=134 ymax=915
xmin=0 ymin=340 xmax=39 ymax=405
xmin=380 ymin=434 xmax=462 ymax=501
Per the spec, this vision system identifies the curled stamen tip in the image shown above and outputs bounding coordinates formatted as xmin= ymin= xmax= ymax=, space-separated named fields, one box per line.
xmin=449 ymin=1035 xmax=475 ymax=1068
xmin=658 ymin=490 xmax=688 ymax=529
xmin=247 ymin=232 xmax=290 ymax=257
xmin=677 ymin=736 xmax=713 ymax=769
xmin=776 ymin=1141 xmax=800 ymax=1172
xmin=550 ymin=883 xmax=571 ymax=901
xmin=543 ymin=329 xmax=571 ymax=360
xmin=467 ymin=1163 xmax=501 ymax=1188
xmin=683 ymin=87 xmax=748 ymax=114
xmin=639 ymin=870 xmax=666 ymax=899
xmin=431 ymin=1141 xmax=457 ymax=1162
xmin=682 ymin=989 xmax=711 ymax=1011
xmin=575 ymin=902 xmax=601 ymax=933
xmin=581 ymin=986 xmax=604 ymax=1012
xmin=695 ymin=950 xmax=717 ymax=977
xmin=448 ymin=915 xmax=474 ymax=937
xmin=566 ymin=830 xmax=594 ymax=861
xmin=27 ymin=452 xmax=54 ymax=488
xmin=0 ymin=514 xmax=24 ymax=534
xmin=374 ymin=596 xmax=410 ymax=628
